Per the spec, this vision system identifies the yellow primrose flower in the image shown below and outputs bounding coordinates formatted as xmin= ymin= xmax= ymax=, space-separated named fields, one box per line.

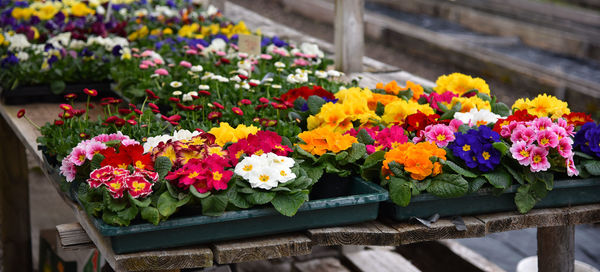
xmin=511 ymin=93 xmax=570 ymax=118
xmin=434 ymin=73 xmax=491 ymax=96
xmin=128 ymin=26 xmax=149 ymax=41
xmin=12 ymin=7 xmax=34 ymax=20
xmin=178 ymin=23 xmax=200 ymax=38
xmin=382 ymin=100 xmax=435 ymax=125
xmin=70 ymin=2 xmax=95 ymax=17
xmin=0 ymin=33 xmax=5 ymax=47
xmin=163 ymin=28 xmax=173 ymax=35
xmin=449 ymin=96 xmax=491 ymax=112
xmin=307 ymin=87 xmax=380 ymax=132
xmin=34 ymin=3 xmax=60 ymax=20
xmin=208 ymin=122 xmax=259 ymax=146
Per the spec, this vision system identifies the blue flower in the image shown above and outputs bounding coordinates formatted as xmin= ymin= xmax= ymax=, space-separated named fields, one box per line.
xmin=1 ymin=52 xmax=19 ymax=67
xmin=449 ymin=126 xmax=501 ymax=172
xmin=574 ymin=122 xmax=597 ymax=156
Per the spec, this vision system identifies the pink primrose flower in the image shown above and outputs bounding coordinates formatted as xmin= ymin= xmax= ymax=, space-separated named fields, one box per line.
xmin=530 ymin=146 xmax=551 ymax=172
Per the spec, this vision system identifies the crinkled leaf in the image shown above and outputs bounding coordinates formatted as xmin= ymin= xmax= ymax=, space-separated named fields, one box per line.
xmin=583 ymin=160 xmax=600 ymax=176
xmin=228 ymin=186 xmax=252 ymax=209
xmin=574 ymin=151 xmax=594 ymax=160
xmin=335 ymin=151 xmax=348 ymax=161
xmin=84 ymin=202 xmax=103 ymax=217
xmin=412 ymin=178 xmax=431 ymax=192
xmin=443 ymin=160 xmax=477 ymax=178
xmin=307 ymin=95 xmax=326 ymax=115
xmin=176 ymin=193 xmax=191 ymax=207
xmin=246 ymin=190 xmax=276 ymax=205
xmin=201 ymin=193 xmax=228 ymax=216
xmin=102 ymin=210 xmax=129 ymax=226
xmin=295 ymin=145 xmax=317 ymax=161
xmin=271 ymin=190 xmax=309 ymax=217
xmin=128 ymin=194 xmax=151 ymax=208
xmin=154 ymin=156 xmax=172 ymax=179
xmin=190 ymin=185 xmax=211 ymax=199
xmin=294 ymin=97 xmax=307 ymax=111
xmin=515 ymin=185 xmax=536 ymax=213
xmin=426 ymin=174 xmax=469 ymax=198
xmin=492 ymin=142 xmax=509 ymax=155
xmin=104 ymin=190 xmax=127 ymax=212
xmin=389 ymin=177 xmax=411 ymax=207
xmin=535 ymin=172 xmax=554 ymax=190
xmin=375 ymin=102 xmax=385 ymax=116
xmin=469 ymin=177 xmax=487 ymax=193
xmin=117 ymin=205 xmax=138 ymax=222
xmin=141 ymin=206 xmax=160 ymax=225
xmin=502 ymin=163 xmax=524 ymax=185
xmin=388 ymin=161 xmax=405 ymax=177
xmin=492 ymin=102 xmax=511 ymax=117
xmin=347 ymin=143 xmax=366 ymax=163
xmin=362 ymin=150 xmax=385 ymax=169
xmin=439 ymin=109 xmax=457 ymax=120
xmin=477 ymin=93 xmax=491 ymax=102
xmin=90 ymin=153 xmax=105 ymax=170
xmin=483 ymin=170 xmax=511 ymax=189
xmin=357 ymin=128 xmax=375 ymax=145
xmin=157 ymin=191 xmax=177 ymax=217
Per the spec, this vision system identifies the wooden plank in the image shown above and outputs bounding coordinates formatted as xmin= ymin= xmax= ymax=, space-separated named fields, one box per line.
xmin=344 ymin=248 xmax=421 ymax=272
xmin=537 ymin=225 xmax=575 ymax=272
xmin=307 ymin=221 xmax=400 ymax=246
xmin=293 ymin=257 xmax=351 ymax=272
xmin=212 ymin=234 xmax=312 ymax=264
xmin=334 ymin=0 xmax=364 ymax=73
xmin=56 ymin=223 xmax=92 ymax=246
xmin=0 ymin=112 xmax=32 ymax=272
xmin=388 ymin=217 xmax=485 ymax=244
xmin=438 ymin=240 xmax=507 ymax=272
xmin=476 ymin=207 xmax=568 ymax=234
xmin=566 ymin=204 xmax=600 ymax=225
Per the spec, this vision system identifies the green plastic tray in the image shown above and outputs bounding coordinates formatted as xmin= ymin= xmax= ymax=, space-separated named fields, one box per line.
xmin=82 ymin=177 xmax=388 ymax=254
xmin=382 ymin=178 xmax=600 ymax=221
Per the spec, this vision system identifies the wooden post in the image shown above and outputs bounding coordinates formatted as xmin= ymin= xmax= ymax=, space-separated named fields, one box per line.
xmin=537 ymin=225 xmax=575 ymax=272
xmin=334 ymin=0 xmax=365 ymax=73
xmin=0 ymin=114 xmax=32 ymax=271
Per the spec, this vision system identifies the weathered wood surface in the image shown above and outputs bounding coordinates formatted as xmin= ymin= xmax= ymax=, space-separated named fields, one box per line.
xmin=475 ymin=207 xmax=569 ymax=234
xmin=537 ymin=225 xmax=575 ymax=272
xmin=293 ymin=257 xmax=351 ymax=272
xmin=344 ymin=248 xmax=422 ymax=272
xmin=225 ymin=1 xmax=396 ymax=73
xmin=388 ymin=217 xmax=486 ymax=245
xmin=212 ymin=234 xmax=312 ymax=264
xmin=56 ymin=222 xmax=92 ymax=247
xmin=334 ymin=0 xmax=364 ymax=73
xmin=438 ymin=240 xmax=507 ymax=272
xmin=0 ymin=109 xmax=32 ymax=272
xmin=308 ymin=221 xmax=399 ymax=246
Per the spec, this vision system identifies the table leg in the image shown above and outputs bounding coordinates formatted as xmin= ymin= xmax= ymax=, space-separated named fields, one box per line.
xmin=0 ymin=114 xmax=32 ymax=271
xmin=537 ymin=225 xmax=574 ymax=272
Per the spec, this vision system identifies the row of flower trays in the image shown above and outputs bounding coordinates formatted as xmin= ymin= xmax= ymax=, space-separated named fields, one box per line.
xmin=7 ymin=0 xmax=600 ymax=255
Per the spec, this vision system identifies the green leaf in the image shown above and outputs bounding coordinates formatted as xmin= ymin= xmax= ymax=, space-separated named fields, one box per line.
xmin=462 ymin=89 xmax=479 ymax=97
xmin=437 ymin=102 xmax=449 ymax=112
xmin=157 ymin=191 xmax=177 ymax=217
xmin=412 ymin=179 xmax=431 ymax=192
xmin=176 ymin=194 xmax=191 ymax=207
xmin=362 ymin=150 xmax=385 ymax=169
xmin=295 ymin=145 xmax=317 ymax=161
xmin=389 ymin=177 xmax=411 ymax=206
xmin=535 ymin=172 xmax=554 ymax=190
xmin=102 ymin=210 xmax=129 ymax=226
xmin=294 ymin=97 xmax=307 ymax=111
xmin=492 ymin=142 xmax=509 ymax=155
xmin=357 ymin=129 xmax=375 ymax=145
xmin=117 ymin=205 xmax=138 ymax=222
xmin=426 ymin=174 xmax=469 ymax=198
xmin=492 ymin=102 xmax=511 ymax=117
xmin=50 ymin=80 xmax=66 ymax=95
xmin=515 ymin=185 xmax=536 ymax=213
xmin=190 ymin=185 xmax=211 ymax=199
xmin=246 ymin=191 xmax=276 ymax=205
xmin=469 ymin=177 xmax=487 ymax=193
xmin=483 ymin=170 xmax=511 ymax=189
xmin=90 ymin=153 xmax=105 ymax=170
xmin=439 ymin=109 xmax=457 ymax=120
xmin=502 ymin=163 xmax=524 ymax=185
xmin=166 ymin=181 xmax=179 ymax=199
xmin=104 ymin=190 xmax=127 ymax=212
xmin=128 ymin=194 xmax=151 ymax=207
xmin=84 ymin=202 xmax=103 ymax=217
xmin=305 ymin=165 xmax=324 ymax=184
xmin=477 ymin=93 xmax=491 ymax=102
xmin=574 ymin=151 xmax=594 ymax=160
xmin=397 ymin=89 xmax=413 ymax=101
xmin=228 ymin=186 xmax=252 ymax=209
xmin=347 ymin=143 xmax=366 ymax=163
xmin=375 ymin=102 xmax=385 ymax=116
xmin=201 ymin=193 xmax=229 ymax=216
xmin=271 ymin=190 xmax=309 ymax=217
xmin=141 ymin=206 xmax=160 ymax=225
xmin=335 ymin=151 xmax=349 ymax=161
xmin=154 ymin=156 xmax=172 ymax=179
xmin=443 ymin=160 xmax=477 ymax=178
xmin=387 ymin=161 xmax=404 ymax=177
xmin=582 ymin=160 xmax=600 ymax=176
xmin=307 ymin=95 xmax=326 ymax=115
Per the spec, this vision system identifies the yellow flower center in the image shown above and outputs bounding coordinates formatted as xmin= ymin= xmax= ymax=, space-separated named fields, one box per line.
xmin=213 ymin=171 xmax=223 ymax=181
xmin=533 ymin=155 xmax=542 ymax=163
xmin=132 ymin=181 xmax=146 ymax=192
xmin=436 ymin=134 xmax=446 ymax=141
xmin=254 ymin=150 xmax=264 ymax=156
xmin=540 ymin=138 xmax=549 ymax=145
xmin=243 ymin=164 xmax=253 ymax=171
xmin=259 ymin=174 xmax=270 ymax=182
xmin=79 ymin=154 xmax=86 ymax=162
xmin=520 ymin=150 xmax=530 ymax=158
xmin=236 ymin=150 xmax=245 ymax=159
xmin=280 ymin=170 xmax=287 ymax=176
xmin=188 ymin=171 xmax=200 ymax=179
xmin=118 ymin=163 xmax=128 ymax=169
xmin=482 ymin=151 xmax=490 ymax=160
xmin=135 ymin=161 xmax=145 ymax=169
xmin=476 ymin=120 xmax=487 ymax=126
xmin=110 ymin=183 xmax=121 ymax=190
xmin=463 ymin=144 xmax=471 ymax=151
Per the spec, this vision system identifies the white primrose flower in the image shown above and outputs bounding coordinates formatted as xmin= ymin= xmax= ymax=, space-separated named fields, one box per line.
xmin=274 ymin=167 xmax=296 ymax=183
xmin=235 ymin=153 xmax=296 ymax=190
xmin=202 ymin=72 xmax=215 ymax=80
xmin=234 ymin=154 xmax=262 ymax=179
xmin=6 ymin=33 xmax=31 ymax=51
xmin=69 ymin=39 xmax=86 ymax=50
xmin=198 ymin=85 xmax=210 ymax=90
xmin=237 ymin=69 xmax=249 ymax=77
xmin=315 ymin=70 xmax=328 ymax=78
xmin=170 ymin=81 xmax=183 ymax=88
xmin=266 ymin=153 xmax=295 ymax=169
xmin=240 ymin=82 xmax=250 ymax=90
xmin=182 ymin=93 xmax=193 ymax=102
xmin=237 ymin=60 xmax=252 ymax=71
xmin=234 ymin=84 xmax=240 ymax=90
xmin=206 ymin=38 xmax=227 ymax=52
xmin=271 ymin=84 xmax=282 ymax=89
xmin=327 ymin=70 xmax=343 ymax=77
xmin=201 ymin=5 xmax=219 ymax=17
xmin=249 ymin=79 xmax=261 ymax=86
xmin=454 ymin=108 xmax=502 ymax=126
xmin=143 ymin=129 xmax=201 ymax=153
xmin=172 ymin=91 xmax=183 ymax=96
xmin=274 ymin=61 xmax=286 ymax=68
xmin=300 ymin=42 xmax=325 ymax=58
xmin=286 ymin=74 xmax=298 ymax=84
xmin=191 ymin=65 xmax=203 ymax=72
xmin=230 ymin=75 xmax=242 ymax=83
xmin=16 ymin=51 xmax=29 ymax=61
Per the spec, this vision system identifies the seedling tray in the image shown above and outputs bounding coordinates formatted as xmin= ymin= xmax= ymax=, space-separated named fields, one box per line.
xmin=382 ymin=178 xmax=600 ymax=221
xmin=81 ymin=177 xmax=388 ymax=254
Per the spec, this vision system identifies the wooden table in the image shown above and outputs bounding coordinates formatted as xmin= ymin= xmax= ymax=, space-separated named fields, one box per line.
xmin=2 ymin=103 xmax=599 ymax=272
